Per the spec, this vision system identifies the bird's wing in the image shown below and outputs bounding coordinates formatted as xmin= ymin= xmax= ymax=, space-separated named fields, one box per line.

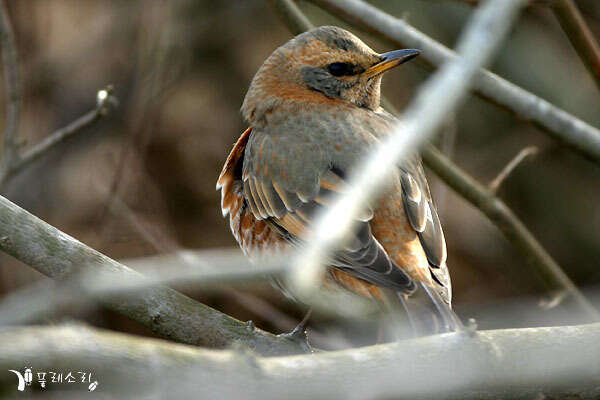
xmin=239 ymin=126 xmax=415 ymax=294
xmin=373 ymin=108 xmax=452 ymax=303
xmin=400 ymin=154 xmax=451 ymax=303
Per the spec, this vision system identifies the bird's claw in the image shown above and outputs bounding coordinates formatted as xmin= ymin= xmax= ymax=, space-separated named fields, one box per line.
xmin=277 ymin=324 xmax=313 ymax=353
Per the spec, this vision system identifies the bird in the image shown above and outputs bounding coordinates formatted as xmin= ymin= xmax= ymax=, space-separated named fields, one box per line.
xmin=217 ymin=26 xmax=462 ymax=336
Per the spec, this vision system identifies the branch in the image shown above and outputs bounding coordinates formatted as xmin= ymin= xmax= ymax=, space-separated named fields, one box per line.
xmin=0 ymin=194 xmax=307 ymax=356
xmin=270 ymin=0 xmax=600 ymax=320
xmin=423 ymin=145 xmax=600 ymax=319
xmin=0 ymin=0 xmax=21 ymax=168
xmin=308 ymin=0 xmax=600 ymax=166
xmin=287 ymin=0 xmax=527 ymax=297
xmin=488 ymin=146 xmax=538 ymax=193
xmin=1 ymin=323 xmax=599 ymax=399
xmin=552 ymin=0 xmax=600 ymax=89
xmin=0 ymin=86 xmax=118 ymax=186
xmin=266 ymin=0 xmax=314 ymax=34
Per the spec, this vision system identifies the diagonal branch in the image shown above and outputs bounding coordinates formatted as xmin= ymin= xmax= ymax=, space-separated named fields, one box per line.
xmin=269 ymin=0 xmax=599 ymax=320
xmin=0 ymin=194 xmax=307 ymax=356
xmin=308 ymin=0 xmax=600 ymax=166
xmin=422 ymin=145 xmax=600 ymax=319
xmin=0 ymin=86 xmax=118 ymax=186
xmin=552 ymin=0 xmax=600 ymax=89
xmin=287 ymin=0 xmax=528 ymax=296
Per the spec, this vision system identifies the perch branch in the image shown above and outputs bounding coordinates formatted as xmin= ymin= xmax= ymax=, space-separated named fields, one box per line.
xmin=0 ymin=194 xmax=307 ymax=356
xmin=0 ymin=323 xmax=598 ymax=399
xmin=308 ymin=0 xmax=600 ymax=165
xmin=552 ymin=0 xmax=600 ymax=89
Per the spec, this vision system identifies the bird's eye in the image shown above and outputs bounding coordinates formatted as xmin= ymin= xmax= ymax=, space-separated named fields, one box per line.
xmin=327 ymin=62 xmax=354 ymax=77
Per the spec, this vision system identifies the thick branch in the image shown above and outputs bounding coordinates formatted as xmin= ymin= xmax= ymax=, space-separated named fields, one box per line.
xmin=0 ymin=194 xmax=306 ymax=356
xmin=552 ymin=0 xmax=600 ymax=89
xmin=308 ymin=0 xmax=600 ymax=165
xmin=0 ymin=323 xmax=598 ymax=399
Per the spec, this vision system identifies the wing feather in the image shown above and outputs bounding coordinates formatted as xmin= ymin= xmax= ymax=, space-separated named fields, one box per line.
xmin=241 ymin=133 xmax=415 ymax=294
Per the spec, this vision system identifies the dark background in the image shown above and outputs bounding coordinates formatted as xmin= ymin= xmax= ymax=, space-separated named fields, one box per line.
xmin=1 ymin=0 xmax=599 ymax=346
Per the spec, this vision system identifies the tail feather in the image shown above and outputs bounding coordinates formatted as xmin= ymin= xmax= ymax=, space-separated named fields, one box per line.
xmin=384 ymin=282 xmax=463 ymax=337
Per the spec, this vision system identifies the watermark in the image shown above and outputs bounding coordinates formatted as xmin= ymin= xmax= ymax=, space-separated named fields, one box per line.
xmin=8 ymin=367 xmax=98 ymax=392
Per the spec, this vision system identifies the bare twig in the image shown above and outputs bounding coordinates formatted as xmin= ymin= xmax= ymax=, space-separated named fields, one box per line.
xmin=308 ymin=0 xmax=600 ymax=165
xmin=552 ymin=0 xmax=600 ymax=89
xmin=0 ymin=0 xmax=21 ymax=169
xmin=0 ymin=86 xmax=117 ymax=186
xmin=0 ymin=194 xmax=307 ymax=356
xmin=1 ymin=322 xmax=599 ymax=399
xmin=288 ymin=0 xmax=527 ymax=297
xmin=489 ymin=146 xmax=538 ymax=193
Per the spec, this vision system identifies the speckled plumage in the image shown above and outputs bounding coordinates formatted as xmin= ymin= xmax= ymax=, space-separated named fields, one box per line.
xmin=217 ymin=26 xmax=459 ymax=333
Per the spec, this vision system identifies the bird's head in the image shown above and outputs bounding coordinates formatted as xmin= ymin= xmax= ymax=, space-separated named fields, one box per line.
xmin=242 ymin=26 xmax=420 ymax=125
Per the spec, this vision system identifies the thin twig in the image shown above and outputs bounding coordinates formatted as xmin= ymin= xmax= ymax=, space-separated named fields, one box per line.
xmin=1 ymin=322 xmax=599 ymax=399
xmin=552 ymin=0 xmax=600 ymax=89
xmin=287 ymin=0 xmax=527 ymax=297
xmin=308 ymin=0 xmax=600 ymax=166
xmin=489 ymin=146 xmax=538 ymax=193
xmin=0 ymin=0 xmax=21 ymax=169
xmin=0 ymin=86 xmax=117 ymax=186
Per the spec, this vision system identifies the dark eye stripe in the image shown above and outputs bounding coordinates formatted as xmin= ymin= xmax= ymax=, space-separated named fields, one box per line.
xmin=328 ymin=62 xmax=360 ymax=77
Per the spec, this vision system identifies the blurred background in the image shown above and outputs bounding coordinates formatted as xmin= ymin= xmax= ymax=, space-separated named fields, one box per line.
xmin=0 ymin=0 xmax=599 ymax=349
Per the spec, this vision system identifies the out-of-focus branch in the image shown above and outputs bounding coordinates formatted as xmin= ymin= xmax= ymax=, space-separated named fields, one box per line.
xmin=0 ymin=248 xmax=288 ymax=326
xmin=0 ymin=86 xmax=118 ymax=186
xmin=308 ymin=0 xmax=600 ymax=166
xmin=552 ymin=0 xmax=600 ymax=89
xmin=287 ymin=0 xmax=527 ymax=297
xmin=0 ymin=0 xmax=21 ymax=169
xmin=266 ymin=0 xmax=314 ymax=34
xmin=1 ymin=323 xmax=599 ymax=399
xmin=0 ymin=194 xmax=307 ymax=356
xmin=270 ymin=0 xmax=599 ymax=320
xmin=0 ymin=246 xmax=376 ymax=327
xmin=418 ymin=0 xmax=551 ymax=6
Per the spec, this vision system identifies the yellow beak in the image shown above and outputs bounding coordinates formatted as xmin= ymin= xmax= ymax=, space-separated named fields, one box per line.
xmin=363 ymin=49 xmax=421 ymax=79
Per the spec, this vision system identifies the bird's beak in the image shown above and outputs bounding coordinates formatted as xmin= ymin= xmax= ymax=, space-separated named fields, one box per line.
xmin=363 ymin=49 xmax=421 ymax=79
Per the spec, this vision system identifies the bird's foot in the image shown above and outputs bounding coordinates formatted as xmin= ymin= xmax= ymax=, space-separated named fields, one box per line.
xmin=277 ymin=309 xmax=313 ymax=353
